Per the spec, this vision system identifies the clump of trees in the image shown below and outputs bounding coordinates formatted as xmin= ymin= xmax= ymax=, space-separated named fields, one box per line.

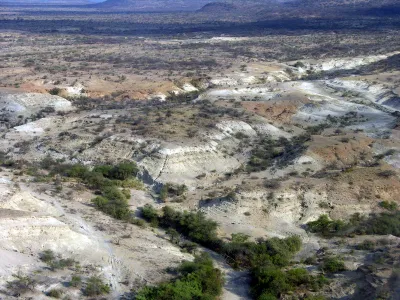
xmin=379 ymin=201 xmax=398 ymax=211
xmin=39 ymin=158 xmax=142 ymax=221
xmin=135 ymin=253 xmax=223 ymax=300
xmin=307 ymin=215 xmax=347 ymax=238
xmin=232 ymin=235 xmax=327 ymax=299
xmin=247 ymin=134 xmax=311 ymax=172
xmin=40 ymin=157 xmax=139 ymax=190
xmin=141 ymin=205 xmax=218 ymax=246
xmin=39 ymin=249 xmax=77 ymax=271
xmin=140 ymin=205 xmax=327 ymax=299
xmin=307 ymin=211 xmax=400 ymax=238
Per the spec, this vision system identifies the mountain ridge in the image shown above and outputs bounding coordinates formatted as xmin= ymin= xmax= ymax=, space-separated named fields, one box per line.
xmin=92 ymin=0 xmax=400 ymax=14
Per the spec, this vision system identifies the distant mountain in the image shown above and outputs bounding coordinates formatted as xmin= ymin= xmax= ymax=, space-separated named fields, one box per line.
xmin=198 ymin=2 xmax=237 ymax=13
xmin=93 ymin=0 xmax=211 ymax=11
xmin=92 ymin=0 xmax=400 ymax=14
xmin=283 ymin=0 xmax=400 ymax=17
xmin=0 ymin=0 xmax=101 ymax=4
xmin=296 ymin=0 xmax=398 ymax=8
xmin=93 ymin=0 xmax=293 ymax=11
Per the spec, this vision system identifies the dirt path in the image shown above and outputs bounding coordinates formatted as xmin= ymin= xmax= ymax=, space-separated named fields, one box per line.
xmin=203 ymin=249 xmax=251 ymax=300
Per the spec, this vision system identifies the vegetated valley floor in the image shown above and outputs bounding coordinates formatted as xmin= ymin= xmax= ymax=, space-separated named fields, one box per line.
xmin=0 ymin=4 xmax=400 ymax=300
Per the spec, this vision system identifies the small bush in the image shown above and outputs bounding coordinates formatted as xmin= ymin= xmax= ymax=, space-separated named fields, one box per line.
xmin=48 ymin=87 xmax=61 ymax=95
xmin=159 ymin=183 xmax=188 ymax=201
xmin=379 ymin=201 xmax=398 ymax=211
xmin=321 ymin=257 xmax=346 ymax=273
xmin=264 ymin=179 xmax=281 ymax=189
xmin=40 ymin=250 xmax=76 ymax=271
xmin=40 ymin=249 xmax=55 ymax=263
xmin=46 ymin=289 xmax=63 ymax=298
xmin=377 ymin=170 xmax=396 ymax=178
xmin=356 ymin=240 xmax=375 ymax=250
xmin=84 ymin=276 xmax=110 ymax=296
xmin=131 ymin=218 xmax=146 ymax=228
xmin=141 ymin=204 xmax=159 ymax=224
xmin=160 ymin=206 xmax=219 ymax=246
xmin=136 ymin=253 xmax=223 ymax=300
xmin=7 ymin=273 xmax=37 ymax=295
xmin=109 ymin=162 xmax=139 ymax=180
xmin=307 ymin=215 xmax=347 ymax=237
xmin=121 ymin=178 xmax=144 ymax=190
xmin=247 ymin=134 xmax=310 ymax=172
xmin=91 ymin=186 xmax=131 ymax=220
xmin=364 ymin=212 xmax=400 ymax=236
xmin=50 ymin=258 xmax=76 ymax=270
xmin=318 ymin=202 xmax=330 ymax=209
xmin=304 ymin=256 xmax=317 ymax=265
xmin=70 ymin=275 xmax=82 ymax=287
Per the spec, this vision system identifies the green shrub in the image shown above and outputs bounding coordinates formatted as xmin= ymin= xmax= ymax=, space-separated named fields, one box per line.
xmin=141 ymin=204 xmax=159 ymax=224
xmin=305 ymin=124 xmax=329 ymax=135
xmin=379 ymin=201 xmax=398 ymax=211
xmin=38 ymin=161 xmax=144 ymax=222
xmin=264 ymin=180 xmax=281 ymax=189
xmin=160 ymin=206 xmax=218 ymax=246
xmin=254 ymin=236 xmax=301 ymax=267
xmin=70 ymin=275 xmax=82 ymax=287
xmin=121 ymin=178 xmax=145 ymax=190
xmin=250 ymin=264 xmax=327 ymax=299
xmin=364 ymin=212 xmax=400 ymax=236
xmin=304 ymin=256 xmax=317 ymax=265
xmin=122 ymin=188 xmax=131 ymax=199
xmin=136 ymin=205 xmax=323 ymax=299
xmin=65 ymin=164 xmax=88 ymax=178
xmin=356 ymin=240 xmax=375 ymax=250
xmin=7 ymin=274 xmax=37 ymax=295
xmin=48 ymin=87 xmax=61 ymax=95
xmin=308 ymin=212 xmax=400 ymax=238
xmin=167 ymin=228 xmax=181 ymax=244
xmin=92 ymin=165 xmax=113 ymax=177
xmin=321 ymin=257 xmax=346 ymax=273
xmin=251 ymin=266 xmax=291 ymax=298
xmin=307 ymin=215 xmax=347 ymax=237
xmin=231 ymin=233 xmax=250 ymax=244
xmin=247 ymin=134 xmax=310 ymax=172
xmin=84 ymin=276 xmax=110 ymax=296
xmin=83 ymin=171 xmax=109 ymax=189
xmin=40 ymin=250 xmax=76 ymax=271
xmin=180 ymin=241 xmax=198 ymax=254
xmin=91 ymin=196 xmax=109 ymax=210
xmin=136 ymin=253 xmax=223 ymax=300
xmin=109 ymin=162 xmax=138 ymax=180
xmin=49 ymin=258 xmax=76 ymax=271
xmin=40 ymin=249 xmax=55 ymax=263
xmin=46 ymin=289 xmax=63 ymax=298
xmin=102 ymin=186 xmax=126 ymax=202
xmin=131 ymin=218 xmax=146 ymax=228
xmin=92 ymin=186 xmax=131 ymax=220
xmin=286 ymin=268 xmax=310 ymax=285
